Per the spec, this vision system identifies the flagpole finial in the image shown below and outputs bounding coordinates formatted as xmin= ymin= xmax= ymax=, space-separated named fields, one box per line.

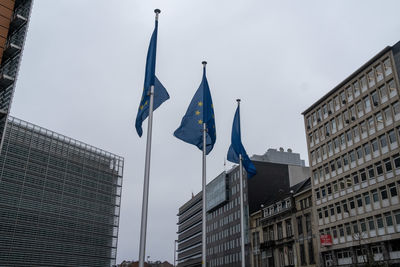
xmin=202 ymin=61 xmax=207 ymax=67
xmin=236 ymin=99 xmax=241 ymax=103
xmin=154 ymin=9 xmax=161 ymax=20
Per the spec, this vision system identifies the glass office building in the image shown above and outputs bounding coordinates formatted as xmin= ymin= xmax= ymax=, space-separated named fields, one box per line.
xmin=0 ymin=117 xmax=124 ymax=267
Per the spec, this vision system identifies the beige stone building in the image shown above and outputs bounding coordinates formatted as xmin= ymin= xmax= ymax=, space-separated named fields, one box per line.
xmin=303 ymin=41 xmax=400 ymax=266
xmin=249 ymin=178 xmax=319 ymax=267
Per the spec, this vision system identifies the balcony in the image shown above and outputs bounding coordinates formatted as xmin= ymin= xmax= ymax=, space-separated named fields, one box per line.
xmin=0 ymin=60 xmax=18 ymax=91
xmin=3 ymin=30 xmax=24 ymax=60
xmin=9 ymin=3 xmax=30 ymax=31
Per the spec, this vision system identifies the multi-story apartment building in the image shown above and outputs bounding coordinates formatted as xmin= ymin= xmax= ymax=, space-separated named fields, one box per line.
xmin=0 ymin=0 xmax=33 ymax=151
xmin=177 ymin=149 xmax=309 ymax=267
xmin=249 ymin=178 xmax=317 ymax=267
xmin=0 ymin=117 xmax=124 ymax=266
xmin=303 ymin=41 xmax=400 ymax=266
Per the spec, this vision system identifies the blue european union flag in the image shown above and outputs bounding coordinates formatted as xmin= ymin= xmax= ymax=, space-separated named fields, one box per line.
xmin=174 ymin=65 xmax=216 ymax=154
xmin=135 ymin=20 xmax=169 ymax=137
xmin=227 ymin=105 xmax=256 ymax=178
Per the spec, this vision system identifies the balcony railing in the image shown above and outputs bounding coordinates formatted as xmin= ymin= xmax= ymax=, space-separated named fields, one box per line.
xmin=10 ymin=2 xmax=30 ymax=31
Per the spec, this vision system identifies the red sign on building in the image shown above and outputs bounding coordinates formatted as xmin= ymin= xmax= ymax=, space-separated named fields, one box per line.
xmin=320 ymin=234 xmax=332 ymax=246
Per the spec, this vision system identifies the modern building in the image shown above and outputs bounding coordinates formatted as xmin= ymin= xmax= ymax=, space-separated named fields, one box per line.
xmin=0 ymin=117 xmax=124 ymax=267
xmin=177 ymin=191 xmax=202 ymax=267
xmin=0 ymin=0 xmax=33 ymax=151
xmin=176 ymin=149 xmax=309 ymax=267
xmin=249 ymin=177 xmax=318 ymax=267
xmin=303 ymin=41 xmax=400 ymax=266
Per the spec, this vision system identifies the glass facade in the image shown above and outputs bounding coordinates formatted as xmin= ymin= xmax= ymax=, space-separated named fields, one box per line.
xmin=0 ymin=117 xmax=124 ymax=267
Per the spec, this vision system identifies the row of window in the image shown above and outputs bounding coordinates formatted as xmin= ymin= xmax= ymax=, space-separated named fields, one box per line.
xmin=208 ymin=251 xmax=242 ymax=267
xmin=319 ymin=209 xmax=400 ymax=243
xmin=315 ymin=154 xmax=400 ymax=199
xmin=312 ymin=132 xmax=400 ymax=185
xmin=306 ymin=57 xmax=393 ymax=131
xmin=317 ymin=182 xmax=400 ymax=223
xmin=262 ymin=198 xmax=291 ymax=218
xmin=207 ymin=237 xmax=241 ymax=256
xmin=207 ymin=223 xmax=241 ymax=243
xmin=310 ymin=99 xmax=399 ymax=160
xmin=308 ymin=96 xmax=400 ymax=158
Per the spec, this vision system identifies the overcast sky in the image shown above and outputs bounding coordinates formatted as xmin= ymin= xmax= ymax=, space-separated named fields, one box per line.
xmin=10 ymin=0 xmax=400 ymax=264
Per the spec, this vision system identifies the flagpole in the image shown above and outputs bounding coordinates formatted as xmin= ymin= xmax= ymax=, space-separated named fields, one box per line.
xmin=237 ymin=99 xmax=246 ymax=267
xmin=138 ymin=9 xmax=160 ymax=267
xmin=201 ymin=61 xmax=207 ymax=267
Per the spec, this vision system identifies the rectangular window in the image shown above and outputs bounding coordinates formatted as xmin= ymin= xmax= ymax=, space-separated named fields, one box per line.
xmin=360 ymin=121 xmax=367 ymax=134
xmin=381 ymin=186 xmax=388 ymax=200
xmin=393 ymin=102 xmax=400 ymax=116
xmin=389 ymin=183 xmax=398 ymax=197
xmin=308 ymin=241 xmax=315 ymax=264
xmin=376 ymin=65 xmax=384 ymax=82
xmin=353 ymin=173 xmax=359 ymax=184
xmin=384 ymin=58 xmax=392 ymax=75
xmin=376 ymin=215 xmax=384 ymax=229
xmin=384 ymin=158 xmax=393 ymax=172
xmin=372 ymin=139 xmax=379 ymax=153
xmin=356 ymin=146 xmax=363 ymax=159
xmin=354 ymin=81 xmax=360 ymax=96
xmin=388 ymin=130 xmax=396 ymax=144
xmin=372 ymin=189 xmax=379 ymax=202
xmin=385 ymin=212 xmax=393 ymax=227
xmin=379 ymin=84 xmax=388 ymax=100
xmin=300 ymin=243 xmax=306 ymax=265
xmin=360 ymin=76 xmax=367 ymax=91
xmin=364 ymin=192 xmax=371 ymax=205
xmin=368 ymin=70 xmax=375 ymax=87
xmin=368 ymin=166 xmax=375 ymax=179
xmin=360 ymin=219 xmax=367 ymax=232
xmin=364 ymin=96 xmax=371 ymax=109
xmin=368 ymin=217 xmax=375 ymax=230
xmin=364 ymin=143 xmax=371 ymax=156
xmin=376 ymin=162 xmax=383 ymax=176
xmin=380 ymin=134 xmax=388 ymax=148
xmin=297 ymin=217 xmax=303 ymax=235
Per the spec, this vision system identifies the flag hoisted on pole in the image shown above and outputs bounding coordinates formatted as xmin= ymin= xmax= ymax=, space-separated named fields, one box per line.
xmin=136 ymin=9 xmax=169 ymax=267
xmin=174 ymin=61 xmax=216 ymax=267
xmin=227 ymin=100 xmax=256 ymax=267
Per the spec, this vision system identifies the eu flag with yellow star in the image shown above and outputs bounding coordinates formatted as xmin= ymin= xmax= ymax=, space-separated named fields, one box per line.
xmin=174 ymin=65 xmax=216 ymax=154
xmin=135 ymin=19 xmax=169 ymax=137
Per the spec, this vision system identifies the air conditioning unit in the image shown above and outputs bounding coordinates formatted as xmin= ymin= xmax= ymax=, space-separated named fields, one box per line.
xmin=342 ymin=100 xmax=346 ymax=104
xmin=345 ymin=119 xmax=349 ymax=124
xmin=307 ymin=126 xmax=311 ymax=130
xmin=373 ymin=101 xmax=379 ymax=106
xmin=351 ymin=116 xmax=356 ymax=121
xmin=328 ymin=110 xmax=332 ymax=115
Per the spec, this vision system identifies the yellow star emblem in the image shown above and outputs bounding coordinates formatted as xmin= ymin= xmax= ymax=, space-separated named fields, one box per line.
xmin=144 ymin=101 xmax=148 ymax=105
xmin=198 ymin=119 xmax=203 ymax=124
xmin=140 ymin=105 xmax=144 ymax=110
xmin=195 ymin=110 xmax=200 ymax=115
xmin=198 ymin=101 xmax=203 ymax=107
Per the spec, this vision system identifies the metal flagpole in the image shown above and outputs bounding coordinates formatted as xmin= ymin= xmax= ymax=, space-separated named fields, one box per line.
xmin=239 ymin=154 xmax=245 ymax=267
xmin=237 ymin=99 xmax=246 ymax=267
xmin=201 ymin=60 xmax=208 ymax=267
xmin=138 ymin=9 xmax=160 ymax=267
xmin=202 ymin=122 xmax=207 ymax=267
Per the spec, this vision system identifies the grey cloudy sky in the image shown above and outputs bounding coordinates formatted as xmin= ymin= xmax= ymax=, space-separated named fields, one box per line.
xmin=10 ymin=0 xmax=400 ymax=263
